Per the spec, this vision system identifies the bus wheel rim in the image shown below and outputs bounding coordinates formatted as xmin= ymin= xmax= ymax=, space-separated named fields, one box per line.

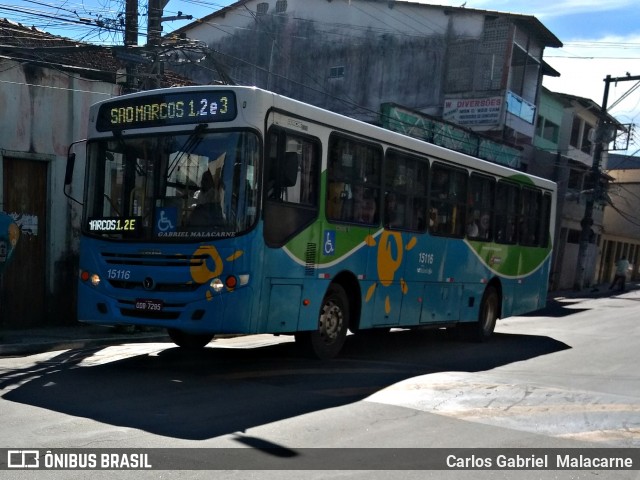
xmin=320 ymin=300 xmax=343 ymax=343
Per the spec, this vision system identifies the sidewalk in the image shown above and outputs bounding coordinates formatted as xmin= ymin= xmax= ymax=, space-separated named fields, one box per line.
xmin=0 ymin=282 xmax=637 ymax=357
xmin=549 ymin=281 xmax=639 ymax=301
xmin=0 ymin=324 xmax=169 ymax=356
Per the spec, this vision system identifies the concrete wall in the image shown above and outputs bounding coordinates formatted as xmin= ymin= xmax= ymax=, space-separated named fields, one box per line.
xmin=177 ymin=0 xmax=506 ymax=123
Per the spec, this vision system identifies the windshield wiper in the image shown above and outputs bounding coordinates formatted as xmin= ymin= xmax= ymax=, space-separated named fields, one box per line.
xmin=167 ymin=123 xmax=207 ymax=179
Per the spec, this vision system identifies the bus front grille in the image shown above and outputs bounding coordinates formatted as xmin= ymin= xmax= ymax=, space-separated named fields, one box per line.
xmin=108 ymin=279 xmax=200 ymax=292
xmin=101 ymin=251 xmax=209 ymax=268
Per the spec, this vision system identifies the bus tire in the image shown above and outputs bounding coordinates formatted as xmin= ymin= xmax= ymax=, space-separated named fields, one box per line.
xmin=167 ymin=328 xmax=214 ymax=349
xmin=468 ymin=285 xmax=500 ymax=342
xmin=296 ymin=284 xmax=349 ymax=359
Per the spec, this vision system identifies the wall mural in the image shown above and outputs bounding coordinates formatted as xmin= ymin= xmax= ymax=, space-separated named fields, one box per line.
xmin=0 ymin=212 xmax=20 ymax=273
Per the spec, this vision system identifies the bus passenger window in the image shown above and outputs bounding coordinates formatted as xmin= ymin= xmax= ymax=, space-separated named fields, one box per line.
xmin=327 ymin=134 xmax=382 ymax=225
xmin=467 ymin=173 xmax=495 ymax=241
xmin=519 ymin=188 xmax=542 ymax=246
xmin=384 ymin=192 xmax=403 ymax=228
xmin=384 ymin=150 xmax=429 ymax=231
xmin=494 ymin=181 xmax=519 ymax=244
xmin=429 ymin=163 xmax=467 ymax=237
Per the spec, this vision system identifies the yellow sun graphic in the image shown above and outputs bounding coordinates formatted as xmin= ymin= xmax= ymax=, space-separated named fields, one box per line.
xmin=365 ymin=231 xmax=417 ymax=314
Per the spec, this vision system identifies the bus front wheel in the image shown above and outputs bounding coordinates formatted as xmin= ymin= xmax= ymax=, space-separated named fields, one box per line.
xmin=296 ymin=284 xmax=349 ymax=359
xmin=167 ymin=328 xmax=214 ymax=349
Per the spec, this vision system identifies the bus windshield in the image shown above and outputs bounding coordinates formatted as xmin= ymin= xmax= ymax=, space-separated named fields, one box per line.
xmin=83 ymin=130 xmax=260 ymax=241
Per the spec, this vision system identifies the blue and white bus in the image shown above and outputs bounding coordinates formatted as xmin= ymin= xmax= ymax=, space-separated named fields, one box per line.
xmin=69 ymin=86 xmax=556 ymax=358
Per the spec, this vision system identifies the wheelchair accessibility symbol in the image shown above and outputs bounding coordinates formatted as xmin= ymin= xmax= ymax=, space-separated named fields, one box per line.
xmin=323 ymin=230 xmax=336 ymax=256
xmin=155 ymin=207 xmax=177 ymax=234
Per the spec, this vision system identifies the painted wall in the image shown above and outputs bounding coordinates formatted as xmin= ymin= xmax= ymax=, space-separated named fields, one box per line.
xmin=0 ymin=59 xmax=119 ymax=324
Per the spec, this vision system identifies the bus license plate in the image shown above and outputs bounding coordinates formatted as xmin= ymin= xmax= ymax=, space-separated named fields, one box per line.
xmin=135 ymin=298 xmax=164 ymax=312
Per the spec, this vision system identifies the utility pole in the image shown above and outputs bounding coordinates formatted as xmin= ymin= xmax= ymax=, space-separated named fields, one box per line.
xmin=145 ymin=0 xmax=162 ymax=89
xmin=574 ymin=74 xmax=640 ymax=290
xmin=147 ymin=0 xmax=163 ymax=47
xmin=124 ymin=0 xmax=138 ymax=46
xmin=118 ymin=0 xmax=139 ymax=91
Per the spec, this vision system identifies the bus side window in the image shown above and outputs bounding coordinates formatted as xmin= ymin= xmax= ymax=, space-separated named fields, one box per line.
xmin=384 ymin=150 xmax=428 ymax=231
xmin=539 ymin=193 xmax=552 ymax=247
xmin=519 ymin=187 xmax=542 ymax=246
xmin=495 ymin=181 xmax=519 ymax=244
xmin=327 ymin=134 xmax=382 ymax=225
xmin=467 ymin=173 xmax=495 ymax=241
xmin=429 ymin=163 xmax=467 ymax=237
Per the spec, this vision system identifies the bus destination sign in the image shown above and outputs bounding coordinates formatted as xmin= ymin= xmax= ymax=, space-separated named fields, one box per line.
xmin=96 ymin=90 xmax=237 ymax=131
xmin=88 ymin=217 xmax=142 ymax=237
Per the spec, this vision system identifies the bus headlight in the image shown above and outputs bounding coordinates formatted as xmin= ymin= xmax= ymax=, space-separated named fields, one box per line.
xmin=80 ymin=270 xmax=101 ymax=286
xmin=210 ymin=278 xmax=224 ymax=292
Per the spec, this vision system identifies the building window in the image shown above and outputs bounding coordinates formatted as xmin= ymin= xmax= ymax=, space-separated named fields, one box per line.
xmin=535 ymin=116 xmax=544 ymax=137
xmin=581 ymin=124 xmax=593 ymax=154
xmin=542 ymin=119 xmax=559 ymax=143
xmin=569 ymin=116 xmax=594 ymax=153
xmin=257 ymin=2 xmax=269 ymax=15
xmin=567 ymin=229 xmax=581 ymax=244
xmin=329 ymin=66 xmax=345 ymax=79
xmin=567 ymin=168 xmax=584 ymax=191
xmin=570 ymin=116 xmax=581 ymax=148
xmin=276 ymin=0 xmax=287 ymax=13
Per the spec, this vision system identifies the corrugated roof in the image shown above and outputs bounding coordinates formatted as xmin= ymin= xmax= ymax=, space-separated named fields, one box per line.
xmin=0 ymin=18 xmax=192 ymax=87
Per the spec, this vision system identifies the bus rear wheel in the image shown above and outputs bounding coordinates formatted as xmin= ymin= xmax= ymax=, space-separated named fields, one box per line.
xmin=460 ymin=285 xmax=499 ymax=342
xmin=296 ymin=284 xmax=349 ymax=360
xmin=167 ymin=328 xmax=214 ymax=349
xmin=473 ymin=285 xmax=499 ymax=341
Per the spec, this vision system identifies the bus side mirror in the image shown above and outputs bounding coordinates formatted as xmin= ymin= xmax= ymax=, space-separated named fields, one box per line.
xmin=64 ymin=142 xmax=84 ymax=206
xmin=64 ymin=152 xmax=76 ymax=186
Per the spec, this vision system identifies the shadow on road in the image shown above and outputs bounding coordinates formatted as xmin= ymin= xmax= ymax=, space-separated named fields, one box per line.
xmin=2 ymin=329 xmax=570 ymax=440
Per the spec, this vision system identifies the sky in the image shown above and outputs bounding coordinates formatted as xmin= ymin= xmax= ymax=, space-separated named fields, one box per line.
xmin=1 ymin=0 xmax=639 ymax=155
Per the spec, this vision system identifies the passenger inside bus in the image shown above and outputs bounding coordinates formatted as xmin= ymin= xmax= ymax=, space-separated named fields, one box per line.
xmin=384 ymin=192 xmax=402 ymax=228
xmin=466 ymin=215 xmax=480 ymax=237
xmin=353 ymin=186 xmax=377 ymax=224
xmin=413 ymin=200 xmax=426 ymax=230
xmin=188 ymin=154 xmax=226 ymax=227
xmin=478 ymin=212 xmax=491 ymax=239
